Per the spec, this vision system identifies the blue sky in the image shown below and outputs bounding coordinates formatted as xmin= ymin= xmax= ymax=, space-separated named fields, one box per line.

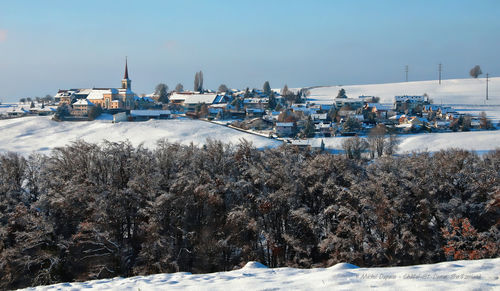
xmin=0 ymin=0 xmax=499 ymax=101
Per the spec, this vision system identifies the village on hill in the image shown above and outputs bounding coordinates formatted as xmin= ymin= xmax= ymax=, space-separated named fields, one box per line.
xmin=1 ymin=60 xmax=496 ymax=146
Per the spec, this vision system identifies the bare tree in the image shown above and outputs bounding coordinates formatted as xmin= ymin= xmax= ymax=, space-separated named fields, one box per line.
xmin=218 ymin=84 xmax=228 ymax=93
xmin=282 ymin=84 xmax=290 ymax=96
xmin=175 ymin=83 xmax=184 ymax=92
xmin=194 ymin=72 xmax=199 ymax=92
xmin=342 ymin=136 xmax=368 ymax=159
xmin=367 ymin=125 xmax=386 ymax=158
xmin=479 ymin=112 xmax=492 ymax=129
xmin=384 ymin=134 xmax=400 ymax=155
xmin=470 ymin=65 xmax=482 ymax=78
xmin=194 ymin=71 xmax=204 ymax=92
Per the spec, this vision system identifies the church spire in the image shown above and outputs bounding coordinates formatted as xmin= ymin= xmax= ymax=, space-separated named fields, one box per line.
xmin=121 ymin=57 xmax=131 ymax=90
xmin=124 ymin=57 xmax=129 ymax=79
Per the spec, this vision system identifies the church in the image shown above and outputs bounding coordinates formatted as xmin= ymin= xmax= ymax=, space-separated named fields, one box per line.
xmin=55 ymin=58 xmax=138 ymax=112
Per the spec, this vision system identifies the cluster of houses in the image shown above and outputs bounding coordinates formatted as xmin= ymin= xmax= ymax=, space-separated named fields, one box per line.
xmin=266 ymin=94 xmax=482 ymax=137
xmin=0 ymin=105 xmax=56 ymax=118
xmin=45 ymin=59 xmax=490 ymax=137
xmin=54 ymin=59 xmax=157 ymax=119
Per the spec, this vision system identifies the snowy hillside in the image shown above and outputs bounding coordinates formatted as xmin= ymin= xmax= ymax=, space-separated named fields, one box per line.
xmin=308 ymin=77 xmax=500 ymax=105
xmin=0 ymin=116 xmax=499 ymax=156
xmin=23 ymin=259 xmax=500 ymax=291
xmin=0 ymin=116 xmax=280 ymax=155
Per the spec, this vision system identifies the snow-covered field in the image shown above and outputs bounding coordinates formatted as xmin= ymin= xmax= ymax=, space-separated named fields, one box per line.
xmin=304 ymin=130 xmax=500 ymax=155
xmin=23 ymin=259 xmax=500 ymax=291
xmin=0 ymin=116 xmax=280 ymax=155
xmin=308 ymin=77 xmax=500 ymax=105
xmin=1 ymin=115 xmax=498 ymax=156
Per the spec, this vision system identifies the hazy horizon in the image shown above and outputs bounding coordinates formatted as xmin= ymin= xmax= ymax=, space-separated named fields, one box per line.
xmin=1 ymin=0 xmax=499 ymax=102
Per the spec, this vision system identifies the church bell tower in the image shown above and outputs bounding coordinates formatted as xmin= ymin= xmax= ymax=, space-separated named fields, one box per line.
xmin=122 ymin=57 xmax=131 ymax=90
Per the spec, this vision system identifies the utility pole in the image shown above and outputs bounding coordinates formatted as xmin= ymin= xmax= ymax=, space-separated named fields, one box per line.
xmin=438 ymin=63 xmax=442 ymax=85
xmin=405 ymin=65 xmax=408 ymax=82
xmin=486 ymin=73 xmax=489 ymax=101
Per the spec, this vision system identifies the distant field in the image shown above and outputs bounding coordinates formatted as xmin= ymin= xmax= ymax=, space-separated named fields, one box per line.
xmin=308 ymin=77 xmax=500 ymax=105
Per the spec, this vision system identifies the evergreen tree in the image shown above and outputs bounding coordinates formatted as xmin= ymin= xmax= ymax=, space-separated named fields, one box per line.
xmin=268 ymin=91 xmax=277 ymax=110
xmin=337 ymin=88 xmax=347 ymax=98
xmin=155 ymin=83 xmax=169 ymax=103
xmin=263 ymin=81 xmax=271 ymax=96
xmin=301 ymin=116 xmax=315 ymax=138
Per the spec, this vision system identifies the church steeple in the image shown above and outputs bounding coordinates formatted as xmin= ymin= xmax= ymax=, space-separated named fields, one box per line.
xmin=122 ymin=57 xmax=131 ymax=90
xmin=124 ymin=57 xmax=129 ymax=79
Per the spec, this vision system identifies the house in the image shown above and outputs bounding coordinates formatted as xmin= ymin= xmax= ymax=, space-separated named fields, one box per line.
xmin=335 ymin=98 xmax=364 ymax=109
xmin=7 ymin=107 xmax=29 ymax=117
xmin=338 ymin=109 xmax=357 ymax=120
xmin=394 ymin=95 xmax=428 ymax=113
xmin=389 ymin=114 xmax=406 ymax=124
xmin=359 ymin=95 xmax=380 ymax=103
xmin=72 ymin=99 xmax=95 ymax=116
xmin=55 ymin=90 xmax=76 ymax=104
xmin=288 ymin=139 xmax=312 ymax=150
xmin=311 ymin=113 xmax=328 ymax=123
xmin=129 ymin=110 xmax=171 ymax=121
xmin=364 ymin=103 xmax=393 ymax=119
xmin=87 ymin=89 xmax=121 ymax=109
xmin=263 ymin=111 xmax=281 ymax=122
xmin=291 ymin=104 xmax=318 ymax=115
xmin=246 ymin=108 xmax=265 ymax=117
xmin=29 ymin=107 xmax=56 ymax=116
xmin=56 ymin=58 xmax=137 ymax=112
xmin=315 ymin=122 xmax=332 ymax=136
xmin=169 ymin=92 xmax=219 ymax=112
xmin=275 ymin=122 xmax=295 ymax=137
xmin=243 ymin=97 xmax=268 ymax=109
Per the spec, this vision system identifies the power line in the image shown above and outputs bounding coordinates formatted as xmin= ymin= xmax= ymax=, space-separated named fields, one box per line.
xmin=438 ymin=63 xmax=442 ymax=85
xmin=486 ymin=73 xmax=489 ymax=101
xmin=405 ymin=65 xmax=408 ymax=82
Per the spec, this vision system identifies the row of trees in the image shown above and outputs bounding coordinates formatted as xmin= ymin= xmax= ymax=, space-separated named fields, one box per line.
xmin=19 ymin=95 xmax=54 ymax=104
xmin=0 ymin=140 xmax=498 ymax=289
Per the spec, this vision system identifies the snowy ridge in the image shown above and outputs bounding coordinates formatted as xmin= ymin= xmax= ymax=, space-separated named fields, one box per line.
xmin=23 ymin=258 xmax=500 ymax=290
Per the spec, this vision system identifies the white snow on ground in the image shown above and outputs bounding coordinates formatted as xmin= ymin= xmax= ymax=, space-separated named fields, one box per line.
xmin=22 ymin=258 xmax=500 ymax=291
xmin=0 ymin=116 xmax=280 ymax=155
xmin=307 ymin=130 xmax=500 ymax=155
xmin=308 ymin=77 xmax=500 ymax=105
xmin=1 ymin=116 xmax=499 ymax=156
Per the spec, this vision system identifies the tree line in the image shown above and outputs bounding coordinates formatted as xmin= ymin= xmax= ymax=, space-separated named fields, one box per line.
xmin=0 ymin=140 xmax=498 ymax=289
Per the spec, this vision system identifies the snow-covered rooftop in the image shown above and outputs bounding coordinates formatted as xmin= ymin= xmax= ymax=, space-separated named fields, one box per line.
xmin=170 ymin=93 xmax=218 ymax=104
xmin=87 ymin=89 xmax=118 ymax=100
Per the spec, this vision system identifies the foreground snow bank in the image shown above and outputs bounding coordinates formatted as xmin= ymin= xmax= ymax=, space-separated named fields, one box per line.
xmin=0 ymin=116 xmax=281 ymax=155
xmin=23 ymin=258 xmax=500 ymax=291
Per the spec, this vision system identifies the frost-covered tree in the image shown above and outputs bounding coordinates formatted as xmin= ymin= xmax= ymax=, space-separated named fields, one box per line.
xmin=155 ymin=83 xmax=169 ymax=103
xmin=469 ymin=65 xmax=482 ymax=78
